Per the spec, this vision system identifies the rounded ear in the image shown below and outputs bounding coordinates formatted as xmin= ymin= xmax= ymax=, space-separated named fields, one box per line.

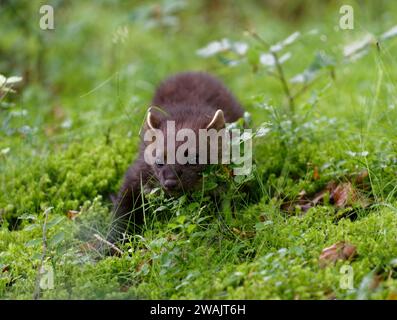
xmin=206 ymin=109 xmax=225 ymax=130
xmin=146 ymin=107 xmax=160 ymax=130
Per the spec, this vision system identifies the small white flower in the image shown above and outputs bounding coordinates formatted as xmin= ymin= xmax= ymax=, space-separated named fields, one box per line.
xmin=381 ymin=25 xmax=397 ymax=40
xmin=61 ymin=119 xmax=73 ymax=129
xmin=346 ymin=151 xmax=369 ymax=157
xmin=233 ymin=42 xmax=248 ymax=55
xmin=259 ymin=53 xmax=276 ymax=66
xmin=255 ymin=127 xmax=271 ymax=138
xmin=343 ymin=34 xmax=374 ymax=57
xmin=240 ymin=131 xmax=253 ymax=142
xmin=270 ymin=31 xmax=301 ymax=53
xmin=1 ymin=147 xmax=10 ymax=155
xmin=112 ymin=26 xmax=129 ymax=44
xmin=5 ymin=76 xmax=23 ymax=84
xmin=196 ymin=39 xmax=248 ymax=57
xmin=196 ymin=39 xmax=230 ymax=57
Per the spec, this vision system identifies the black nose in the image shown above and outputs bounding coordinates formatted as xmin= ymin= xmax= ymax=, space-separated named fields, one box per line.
xmin=164 ymin=179 xmax=178 ymax=190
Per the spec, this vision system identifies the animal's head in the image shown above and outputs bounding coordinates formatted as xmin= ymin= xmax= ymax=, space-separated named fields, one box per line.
xmin=143 ymin=107 xmax=226 ymax=194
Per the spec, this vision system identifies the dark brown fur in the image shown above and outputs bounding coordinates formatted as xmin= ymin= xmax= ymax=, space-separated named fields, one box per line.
xmin=109 ymin=72 xmax=244 ymax=242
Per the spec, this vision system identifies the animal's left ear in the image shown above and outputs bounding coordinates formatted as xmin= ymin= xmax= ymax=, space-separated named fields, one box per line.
xmin=146 ymin=107 xmax=161 ymax=130
xmin=206 ymin=109 xmax=225 ymax=130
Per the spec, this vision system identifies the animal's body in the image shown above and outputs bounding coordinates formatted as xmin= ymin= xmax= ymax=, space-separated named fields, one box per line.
xmin=110 ymin=72 xmax=244 ymax=241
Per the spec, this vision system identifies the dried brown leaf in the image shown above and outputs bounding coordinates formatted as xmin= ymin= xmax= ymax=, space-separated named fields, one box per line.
xmin=232 ymin=227 xmax=255 ymax=239
xmin=2 ymin=265 xmax=10 ymax=273
xmin=387 ymin=292 xmax=397 ymax=300
xmin=67 ymin=210 xmax=80 ymax=220
xmin=355 ymin=169 xmax=369 ymax=185
xmin=330 ymin=182 xmax=353 ymax=208
xmin=52 ymin=105 xmax=65 ymax=120
xmin=282 ymin=173 xmax=371 ymax=214
xmin=319 ymin=241 xmax=357 ymax=268
xmin=313 ymin=166 xmax=320 ymax=180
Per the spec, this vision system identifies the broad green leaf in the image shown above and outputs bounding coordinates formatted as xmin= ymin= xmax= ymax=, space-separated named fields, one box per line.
xmin=49 ymin=231 xmax=65 ymax=246
xmin=247 ymin=47 xmax=260 ymax=68
xmin=25 ymin=238 xmax=42 ymax=247
xmin=23 ymin=223 xmax=40 ymax=231
xmin=47 ymin=216 xmax=65 ymax=229
xmin=176 ymin=215 xmax=186 ymax=224
xmin=186 ymin=224 xmax=196 ymax=234
xmin=18 ymin=213 xmax=37 ymax=220
xmin=203 ymin=181 xmax=218 ymax=191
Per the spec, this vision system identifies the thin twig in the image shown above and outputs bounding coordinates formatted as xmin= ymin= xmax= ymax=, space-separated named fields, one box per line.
xmin=248 ymin=30 xmax=271 ymax=48
xmin=93 ymin=233 xmax=123 ymax=256
xmin=292 ymin=79 xmax=316 ymax=100
xmin=248 ymin=30 xmax=295 ymax=115
xmin=271 ymin=51 xmax=295 ymax=114
xmin=33 ymin=207 xmax=52 ymax=300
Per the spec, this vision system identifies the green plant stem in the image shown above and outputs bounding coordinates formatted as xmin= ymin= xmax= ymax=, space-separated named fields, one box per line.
xmin=249 ymin=30 xmax=295 ymax=115
xmin=271 ymin=51 xmax=295 ymax=115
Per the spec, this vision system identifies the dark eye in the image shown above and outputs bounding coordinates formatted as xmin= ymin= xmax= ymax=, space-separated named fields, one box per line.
xmin=155 ymin=158 xmax=164 ymax=167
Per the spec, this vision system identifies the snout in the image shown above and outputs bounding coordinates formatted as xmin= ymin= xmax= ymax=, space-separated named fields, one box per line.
xmin=163 ymin=179 xmax=179 ymax=191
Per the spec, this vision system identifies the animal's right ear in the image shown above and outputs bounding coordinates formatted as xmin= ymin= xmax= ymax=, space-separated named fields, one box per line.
xmin=146 ymin=108 xmax=160 ymax=130
xmin=206 ymin=109 xmax=225 ymax=130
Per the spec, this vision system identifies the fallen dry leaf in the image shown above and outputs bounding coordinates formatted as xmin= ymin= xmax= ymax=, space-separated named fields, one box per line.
xmin=44 ymin=126 xmax=56 ymax=137
xmin=167 ymin=233 xmax=178 ymax=241
xmin=355 ymin=169 xmax=369 ymax=185
xmin=52 ymin=105 xmax=66 ymax=120
xmin=387 ymin=292 xmax=397 ymax=300
xmin=232 ymin=227 xmax=256 ymax=239
xmin=326 ymin=292 xmax=337 ymax=300
xmin=330 ymin=182 xmax=352 ymax=208
xmin=2 ymin=265 xmax=10 ymax=273
xmin=319 ymin=242 xmax=357 ymax=268
xmin=120 ymin=285 xmax=130 ymax=292
xmin=311 ymin=189 xmax=328 ymax=206
xmin=259 ymin=213 xmax=269 ymax=222
xmin=281 ymin=190 xmax=312 ymax=213
xmin=329 ymin=181 xmax=370 ymax=209
xmin=282 ymin=177 xmax=371 ymax=214
xmin=79 ymin=241 xmax=97 ymax=253
xmin=67 ymin=210 xmax=80 ymax=220
xmin=369 ymin=274 xmax=383 ymax=290
xmin=135 ymin=259 xmax=153 ymax=272
xmin=313 ymin=166 xmax=320 ymax=180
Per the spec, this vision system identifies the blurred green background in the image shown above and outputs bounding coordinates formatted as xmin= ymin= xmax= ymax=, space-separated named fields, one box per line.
xmin=1 ymin=0 xmax=396 ymax=145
